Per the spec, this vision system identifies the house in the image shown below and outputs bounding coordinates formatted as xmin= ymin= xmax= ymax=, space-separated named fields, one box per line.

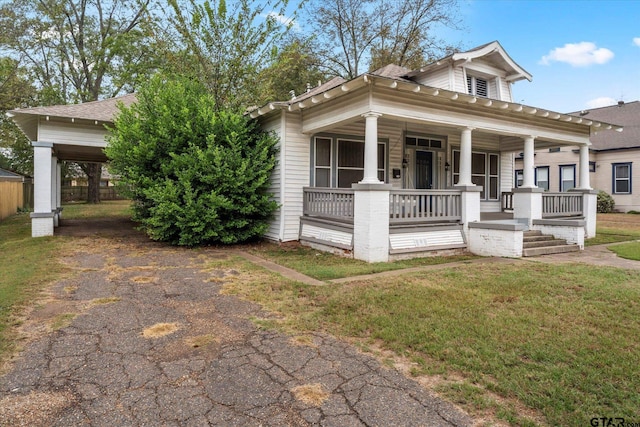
xmin=515 ymin=100 xmax=637 ymax=212
xmin=8 ymin=42 xmax=621 ymax=261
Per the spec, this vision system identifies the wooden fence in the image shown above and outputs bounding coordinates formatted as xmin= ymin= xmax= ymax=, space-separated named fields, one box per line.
xmin=61 ymin=186 xmax=125 ymax=202
xmin=0 ymin=179 xmax=24 ymax=220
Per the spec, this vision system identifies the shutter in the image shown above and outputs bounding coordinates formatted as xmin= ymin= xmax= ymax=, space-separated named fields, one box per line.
xmin=476 ymin=78 xmax=488 ymax=97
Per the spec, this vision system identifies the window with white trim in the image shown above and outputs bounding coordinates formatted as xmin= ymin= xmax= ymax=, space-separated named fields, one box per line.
xmin=535 ymin=166 xmax=549 ymax=191
xmin=313 ymin=136 xmax=386 ymax=188
xmin=613 ymin=163 xmax=632 ymax=194
xmin=467 ymin=75 xmax=488 ymax=98
xmin=515 ymin=169 xmax=523 ymax=188
xmin=314 ymin=137 xmax=331 ymax=187
xmin=560 ymin=165 xmax=576 ymax=192
xmin=452 ymin=150 xmax=499 ymax=200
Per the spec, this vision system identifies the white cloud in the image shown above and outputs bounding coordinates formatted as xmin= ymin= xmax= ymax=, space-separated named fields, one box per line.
xmin=540 ymin=42 xmax=614 ymax=67
xmin=264 ymin=11 xmax=300 ymax=31
xmin=586 ymin=97 xmax=617 ymax=109
xmin=633 ymin=37 xmax=640 ymax=47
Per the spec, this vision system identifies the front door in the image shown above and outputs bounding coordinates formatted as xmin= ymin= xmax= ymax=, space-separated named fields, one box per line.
xmin=415 ymin=151 xmax=433 ymax=189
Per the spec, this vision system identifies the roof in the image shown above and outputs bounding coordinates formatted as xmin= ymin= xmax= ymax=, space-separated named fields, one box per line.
xmin=407 ymin=41 xmax=532 ymax=82
xmin=7 ymin=93 xmax=137 ymax=123
xmin=570 ymin=101 xmax=640 ymax=151
xmin=0 ymin=167 xmax=24 ymax=180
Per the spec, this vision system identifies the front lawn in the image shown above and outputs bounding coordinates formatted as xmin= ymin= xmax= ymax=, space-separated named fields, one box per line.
xmin=587 ymin=213 xmax=640 ymax=245
xmin=609 ymin=241 xmax=640 ymax=260
xmin=222 ymin=257 xmax=640 ymax=427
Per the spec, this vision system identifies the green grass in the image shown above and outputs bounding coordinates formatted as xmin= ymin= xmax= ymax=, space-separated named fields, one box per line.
xmin=248 ymin=242 xmax=478 ymax=280
xmin=609 ymin=241 xmax=640 ymax=260
xmin=222 ymin=258 xmax=640 ymax=426
xmin=586 ymin=213 xmax=640 ymax=246
xmin=61 ymin=200 xmax=131 ymax=219
xmin=0 ymin=213 xmax=64 ymax=360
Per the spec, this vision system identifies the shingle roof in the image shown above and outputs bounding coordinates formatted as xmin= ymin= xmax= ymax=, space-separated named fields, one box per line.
xmin=569 ymin=101 xmax=639 ymax=151
xmin=369 ymin=64 xmax=411 ymax=79
xmin=8 ymin=93 xmax=137 ymax=123
xmin=0 ymin=167 xmax=23 ymax=178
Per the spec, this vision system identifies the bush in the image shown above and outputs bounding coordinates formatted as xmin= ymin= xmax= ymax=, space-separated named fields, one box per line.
xmin=106 ymin=75 xmax=278 ymax=246
xmin=597 ymin=190 xmax=615 ymax=213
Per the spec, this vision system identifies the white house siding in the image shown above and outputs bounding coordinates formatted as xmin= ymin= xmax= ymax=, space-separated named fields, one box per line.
xmin=593 ymin=150 xmax=640 ymax=212
xmin=499 ymin=79 xmax=513 ymax=102
xmin=38 ymin=120 xmax=108 ymax=146
xmin=282 ymin=111 xmax=311 ymax=241
xmin=259 ymin=114 xmax=283 ymax=241
xmin=452 ymin=68 xmax=466 ymax=93
xmin=414 ymin=67 xmax=452 ymax=91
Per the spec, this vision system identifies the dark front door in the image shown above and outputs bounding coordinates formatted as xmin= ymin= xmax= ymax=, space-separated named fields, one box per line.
xmin=415 ymin=151 xmax=433 ymax=189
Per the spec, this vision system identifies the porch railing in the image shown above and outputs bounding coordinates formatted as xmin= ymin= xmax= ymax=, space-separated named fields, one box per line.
xmin=303 ymin=187 xmax=354 ymax=222
xmin=542 ymin=192 xmax=583 ymax=218
xmin=390 ymin=190 xmax=462 ymax=224
xmin=501 ymin=192 xmax=514 ymax=212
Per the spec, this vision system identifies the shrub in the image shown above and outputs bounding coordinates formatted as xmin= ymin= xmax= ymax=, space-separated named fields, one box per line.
xmin=597 ymin=190 xmax=615 ymax=213
xmin=106 ymin=75 xmax=278 ymax=246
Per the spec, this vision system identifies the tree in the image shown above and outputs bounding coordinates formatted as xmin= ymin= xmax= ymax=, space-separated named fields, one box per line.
xmin=256 ymin=35 xmax=328 ymax=103
xmin=305 ymin=0 xmax=462 ymax=79
xmin=0 ymin=57 xmax=37 ymax=175
xmin=105 ymin=74 xmax=279 ymax=246
xmin=0 ymin=0 xmax=162 ymax=202
xmin=166 ymin=0 xmax=296 ymax=111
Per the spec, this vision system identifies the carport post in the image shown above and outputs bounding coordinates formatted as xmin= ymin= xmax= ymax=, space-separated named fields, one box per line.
xmin=30 ymin=141 xmax=55 ymax=237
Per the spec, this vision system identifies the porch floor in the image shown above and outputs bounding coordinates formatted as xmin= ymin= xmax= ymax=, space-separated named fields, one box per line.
xmin=480 ymin=212 xmax=514 ymax=221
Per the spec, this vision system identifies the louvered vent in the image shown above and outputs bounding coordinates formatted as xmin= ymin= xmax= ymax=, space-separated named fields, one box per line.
xmin=476 ymin=78 xmax=488 ymax=97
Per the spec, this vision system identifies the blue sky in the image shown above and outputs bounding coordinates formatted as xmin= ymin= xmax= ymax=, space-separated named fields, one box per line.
xmin=454 ymin=0 xmax=640 ymax=113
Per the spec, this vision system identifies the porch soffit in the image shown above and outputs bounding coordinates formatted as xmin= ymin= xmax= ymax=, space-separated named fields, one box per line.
xmin=252 ymin=74 xmax=621 ymax=141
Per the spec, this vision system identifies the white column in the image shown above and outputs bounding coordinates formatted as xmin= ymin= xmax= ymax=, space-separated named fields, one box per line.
xmin=360 ymin=112 xmax=383 ymax=184
xmin=51 ymin=156 xmax=59 ymax=226
xmin=352 ymin=183 xmax=392 ymax=262
xmin=56 ymin=162 xmax=62 ymax=218
xmin=31 ymin=141 xmax=55 ymax=237
xmin=456 ymin=127 xmax=474 ymax=186
xmin=521 ymin=135 xmax=536 ymax=188
xmin=577 ymin=144 xmax=591 ymax=190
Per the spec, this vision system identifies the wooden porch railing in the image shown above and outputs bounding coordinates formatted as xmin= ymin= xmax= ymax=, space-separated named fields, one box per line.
xmin=303 ymin=187 xmax=354 ymax=222
xmin=389 ymin=190 xmax=462 ymax=224
xmin=501 ymin=191 xmax=513 ymax=212
xmin=542 ymin=192 xmax=583 ymax=218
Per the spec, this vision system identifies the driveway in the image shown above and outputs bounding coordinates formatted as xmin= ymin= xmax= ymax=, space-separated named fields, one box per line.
xmin=0 ymin=219 xmax=472 ymax=426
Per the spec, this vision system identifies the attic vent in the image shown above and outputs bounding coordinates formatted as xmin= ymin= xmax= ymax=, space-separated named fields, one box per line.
xmin=466 ymin=76 xmax=488 ymax=98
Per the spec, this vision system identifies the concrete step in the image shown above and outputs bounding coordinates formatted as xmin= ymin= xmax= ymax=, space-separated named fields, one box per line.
xmin=523 ymin=234 xmax=556 ymax=243
xmin=523 ymin=244 xmax=580 ymax=257
xmin=523 ymin=239 xmax=568 ymax=249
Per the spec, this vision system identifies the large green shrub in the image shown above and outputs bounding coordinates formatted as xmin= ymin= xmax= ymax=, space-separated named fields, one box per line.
xmin=106 ymin=75 xmax=278 ymax=246
xmin=597 ymin=190 xmax=615 ymax=213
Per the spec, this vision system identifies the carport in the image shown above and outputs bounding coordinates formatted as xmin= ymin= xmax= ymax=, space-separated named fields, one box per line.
xmin=7 ymin=94 xmax=136 ymax=236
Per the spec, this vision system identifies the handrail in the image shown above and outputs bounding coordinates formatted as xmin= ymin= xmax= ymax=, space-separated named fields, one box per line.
xmin=303 ymin=187 xmax=354 ymax=222
xmin=390 ymin=189 xmax=462 ymax=224
xmin=542 ymin=192 xmax=583 ymax=218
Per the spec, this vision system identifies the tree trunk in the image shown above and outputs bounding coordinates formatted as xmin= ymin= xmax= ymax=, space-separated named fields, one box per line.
xmin=86 ymin=163 xmax=102 ymax=204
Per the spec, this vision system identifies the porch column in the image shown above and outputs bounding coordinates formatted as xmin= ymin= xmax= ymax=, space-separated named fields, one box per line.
xmin=56 ymin=161 xmax=62 ymax=219
xmin=456 ymin=127 xmax=474 ymax=186
xmin=51 ymin=155 xmax=59 ymax=226
xmin=353 ymin=183 xmax=392 ymax=262
xmin=31 ymin=141 xmax=55 ymax=237
xmin=521 ymin=135 xmax=536 ymax=188
xmin=577 ymin=144 xmax=591 ymax=190
xmin=360 ymin=112 xmax=383 ymax=184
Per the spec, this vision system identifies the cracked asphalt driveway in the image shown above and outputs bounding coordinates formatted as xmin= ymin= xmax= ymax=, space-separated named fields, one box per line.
xmin=0 ymin=219 xmax=472 ymax=426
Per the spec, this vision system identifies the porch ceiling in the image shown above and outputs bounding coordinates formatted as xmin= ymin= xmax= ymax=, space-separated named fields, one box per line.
xmin=53 ymin=144 xmax=108 ymax=163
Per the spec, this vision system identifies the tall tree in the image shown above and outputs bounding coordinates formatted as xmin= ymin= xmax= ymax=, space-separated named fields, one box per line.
xmin=0 ymin=0 xmax=161 ymax=202
xmin=305 ymin=0 xmax=462 ymax=79
xmin=0 ymin=57 xmax=37 ymax=175
xmin=256 ymin=35 xmax=327 ymax=103
xmin=166 ymin=0 xmax=296 ymax=111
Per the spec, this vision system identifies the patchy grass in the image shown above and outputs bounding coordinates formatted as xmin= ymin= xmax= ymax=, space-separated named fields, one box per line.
xmin=185 ymin=334 xmax=218 ymax=348
xmin=51 ymin=313 xmax=77 ymax=331
xmin=291 ymin=383 xmax=330 ymax=406
xmin=247 ymin=241 xmax=478 ymax=280
xmin=142 ymin=322 xmax=180 ymax=338
xmin=90 ymin=297 xmax=121 ymax=305
xmin=608 ymin=241 xmax=640 ymax=261
xmin=0 ymin=213 xmax=66 ymax=361
xmin=587 ymin=213 xmax=640 ymax=246
xmin=221 ymin=256 xmax=640 ymax=426
xmin=61 ymin=200 xmax=131 ymax=219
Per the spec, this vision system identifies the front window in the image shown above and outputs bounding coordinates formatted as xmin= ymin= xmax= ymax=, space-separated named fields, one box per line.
xmin=515 ymin=169 xmax=523 ymax=188
xmin=535 ymin=166 xmax=549 ymax=191
xmin=560 ymin=165 xmax=576 ymax=192
xmin=453 ymin=150 xmax=499 ymax=200
xmin=613 ymin=163 xmax=632 ymax=194
xmin=313 ymin=136 xmax=386 ymax=188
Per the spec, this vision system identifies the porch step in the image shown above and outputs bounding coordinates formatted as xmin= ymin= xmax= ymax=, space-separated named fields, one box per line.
xmin=522 ymin=230 xmax=580 ymax=257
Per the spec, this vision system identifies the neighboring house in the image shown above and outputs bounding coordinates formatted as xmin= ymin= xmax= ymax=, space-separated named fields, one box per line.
xmin=516 ymin=101 xmax=638 ymax=212
xmin=8 ymin=42 xmax=621 ymax=261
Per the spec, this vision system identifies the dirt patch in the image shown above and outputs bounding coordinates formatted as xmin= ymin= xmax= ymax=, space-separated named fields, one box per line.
xmin=291 ymin=383 xmax=330 ymax=406
xmin=142 ymin=322 xmax=180 ymax=338
xmin=0 ymin=391 xmax=75 ymax=427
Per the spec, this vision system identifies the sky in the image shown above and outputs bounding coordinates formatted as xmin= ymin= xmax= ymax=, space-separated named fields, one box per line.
xmin=452 ymin=0 xmax=640 ymax=113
